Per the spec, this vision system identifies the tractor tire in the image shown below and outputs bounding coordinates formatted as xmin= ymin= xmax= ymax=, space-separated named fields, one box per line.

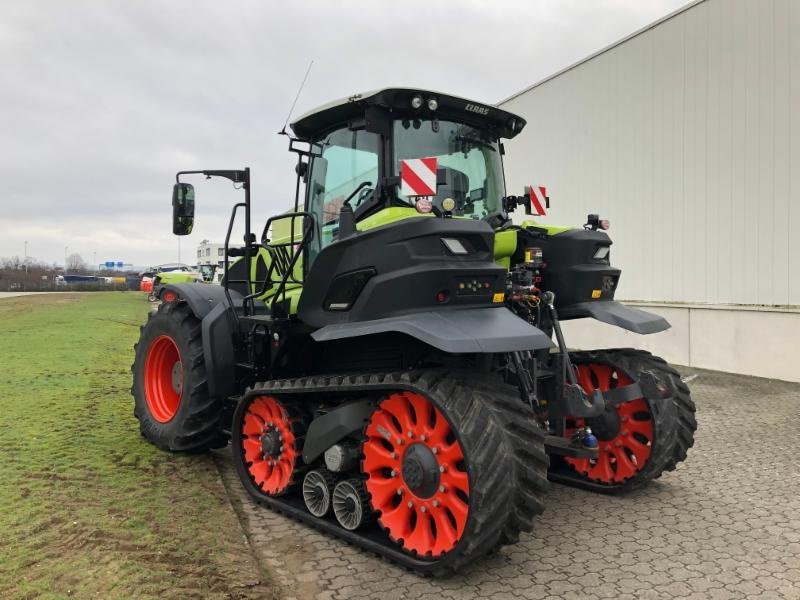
xmin=158 ymin=288 xmax=178 ymax=303
xmin=560 ymin=349 xmax=696 ymax=493
xmin=131 ymin=301 xmax=222 ymax=452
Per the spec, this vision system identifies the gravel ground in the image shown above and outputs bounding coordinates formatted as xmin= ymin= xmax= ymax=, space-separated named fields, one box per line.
xmin=215 ymin=367 xmax=800 ymax=600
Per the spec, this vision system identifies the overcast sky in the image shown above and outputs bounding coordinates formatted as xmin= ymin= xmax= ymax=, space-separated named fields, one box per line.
xmin=0 ymin=0 xmax=689 ymax=268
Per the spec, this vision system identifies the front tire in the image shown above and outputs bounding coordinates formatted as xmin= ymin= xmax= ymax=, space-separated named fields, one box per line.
xmin=131 ymin=301 xmax=221 ymax=451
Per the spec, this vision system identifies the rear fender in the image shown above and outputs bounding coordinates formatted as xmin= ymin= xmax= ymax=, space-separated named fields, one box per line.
xmin=311 ymin=306 xmax=553 ymax=353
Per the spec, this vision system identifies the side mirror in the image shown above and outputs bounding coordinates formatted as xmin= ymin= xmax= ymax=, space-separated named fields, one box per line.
xmin=172 ymin=183 xmax=195 ymax=235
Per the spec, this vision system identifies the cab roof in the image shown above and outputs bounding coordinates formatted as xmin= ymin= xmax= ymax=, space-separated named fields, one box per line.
xmin=290 ymin=87 xmax=526 ymax=141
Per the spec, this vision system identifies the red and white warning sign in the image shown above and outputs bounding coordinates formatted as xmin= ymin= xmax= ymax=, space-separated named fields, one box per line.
xmin=401 ymin=157 xmax=437 ymax=197
xmin=526 ymin=185 xmax=548 ymax=216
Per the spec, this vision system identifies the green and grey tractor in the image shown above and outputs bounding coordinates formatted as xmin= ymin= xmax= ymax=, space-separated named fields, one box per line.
xmin=131 ymin=88 xmax=696 ymax=575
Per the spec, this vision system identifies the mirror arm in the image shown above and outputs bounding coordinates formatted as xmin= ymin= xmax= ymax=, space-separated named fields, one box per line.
xmin=176 ymin=170 xmax=247 ymax=184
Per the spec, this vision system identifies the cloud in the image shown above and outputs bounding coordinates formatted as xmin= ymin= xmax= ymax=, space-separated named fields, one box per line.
xmin=0 ymin=0 xmax=690 ymax=267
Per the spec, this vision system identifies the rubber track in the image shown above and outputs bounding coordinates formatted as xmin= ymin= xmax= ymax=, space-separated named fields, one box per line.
xmin=551 ymin=349 xmax=696 ymax=493
xmin=131 ymin=301 xmax=222 ymax=452
xmin=235 ymin=369 xmax=549 ymax=576
xmin=459 ymin=373 xmax=549 ymax=545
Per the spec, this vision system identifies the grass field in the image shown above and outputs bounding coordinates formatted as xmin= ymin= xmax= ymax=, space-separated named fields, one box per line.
xmin=0 ymin=293 xmax=275 ymax=599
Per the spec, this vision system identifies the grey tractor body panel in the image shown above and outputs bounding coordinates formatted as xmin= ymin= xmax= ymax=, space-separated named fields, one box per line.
xmin=559 ymin=300 xmax=670 ymax=334
xmin=311 ymin=306 xmax=553 ymax=353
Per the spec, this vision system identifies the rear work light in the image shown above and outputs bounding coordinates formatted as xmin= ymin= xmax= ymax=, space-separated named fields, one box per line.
xmin=593 ymin=246 xmax=610 ymax=260
xmin=441 ymin=237 xmax=469 ymax=255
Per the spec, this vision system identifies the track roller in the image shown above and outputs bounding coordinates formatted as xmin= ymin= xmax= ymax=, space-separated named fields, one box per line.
xmin=302 ymin=469 xmax=336 ymax=517
xmin=332 ymin=479 xmax=372 ymax=530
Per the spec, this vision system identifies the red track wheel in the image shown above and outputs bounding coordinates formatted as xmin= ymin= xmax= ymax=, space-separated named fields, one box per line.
xmin=363 ymin=391 xmax=469 ymax=557
xmin=239 ymin=396 xmax=300 ymax=496
xmin=143 ymin=335 xmax=182 ymax=423
xmin=564 ymin=363 xmax=653 ymax=484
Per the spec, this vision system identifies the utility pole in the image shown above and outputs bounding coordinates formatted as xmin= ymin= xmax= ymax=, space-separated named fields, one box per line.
xmin=24 ymin=240 xmax=28 ymax=290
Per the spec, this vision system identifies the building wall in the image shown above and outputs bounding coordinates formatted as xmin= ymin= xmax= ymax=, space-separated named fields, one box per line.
xmin=501 ymin=0 xmax=800 ymax=308
xmin=196 ymin=241 xmax=225 ymax=268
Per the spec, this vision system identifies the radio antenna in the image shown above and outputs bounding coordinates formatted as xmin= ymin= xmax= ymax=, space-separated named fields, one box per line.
xmin=279 ymin=60 xmax=314 ymax=135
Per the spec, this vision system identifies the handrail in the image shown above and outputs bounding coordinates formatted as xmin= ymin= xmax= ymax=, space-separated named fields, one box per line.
xmin=243 ymin=211 xmax=316 ymax=317
xmin=222 ymin=202 xmax=246 ymax=325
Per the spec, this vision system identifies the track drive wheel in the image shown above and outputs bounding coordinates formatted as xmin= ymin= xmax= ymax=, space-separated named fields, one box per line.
xmin=562 ymin=349 xmax=696 ymax=492
xmin=232 ymin=395 xmax=305 ymax=497
xmin=362 ymin=375 xmax=548 ymax=569
xmin=131 ymin=301 xmax=222 ymax=451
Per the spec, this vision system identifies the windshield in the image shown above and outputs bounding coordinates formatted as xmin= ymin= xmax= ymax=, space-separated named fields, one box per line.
xmin=393 ymin=119 xmax=505 ymax=219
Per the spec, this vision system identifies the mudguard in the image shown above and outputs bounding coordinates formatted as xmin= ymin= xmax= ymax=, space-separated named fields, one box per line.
xmin=311 ymin=306 xmax=553 ymax=353
xmin=559 ymin=301 xmax=670 ymax=334
xmin=163 ymin=283 xmax=244 ymax=401
xmin=162 ymin=283 xmax=240 ymax=319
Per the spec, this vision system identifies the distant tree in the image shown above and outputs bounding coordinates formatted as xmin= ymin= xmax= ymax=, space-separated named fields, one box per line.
xmin=1 ymin=256 xmax=22 ymax=270
xmin=66 ymin=253 xmax=88 ymax=273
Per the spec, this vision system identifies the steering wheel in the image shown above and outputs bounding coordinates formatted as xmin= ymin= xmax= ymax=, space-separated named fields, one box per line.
xmin=353 ymin=185 xmax=373 ymax=208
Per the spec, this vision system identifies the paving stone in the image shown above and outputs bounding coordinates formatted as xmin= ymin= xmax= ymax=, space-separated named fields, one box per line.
xmin=212 ymin=368 xmax=800 ymax=600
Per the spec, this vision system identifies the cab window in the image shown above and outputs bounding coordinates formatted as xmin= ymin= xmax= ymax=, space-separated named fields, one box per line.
xmin=307 ymin=128 xmax=379 ymax=264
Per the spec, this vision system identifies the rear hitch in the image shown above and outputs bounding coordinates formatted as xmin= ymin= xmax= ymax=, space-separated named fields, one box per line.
xmin=544 ymin=432 xmax=598 ymax=459
xmin=542 ymin=291 xmax=604 ymax=418
xmin=553 ymin=382 xmax=605 ymax=418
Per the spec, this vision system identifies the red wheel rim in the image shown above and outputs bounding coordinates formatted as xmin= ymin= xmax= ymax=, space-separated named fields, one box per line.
xmin=564 ymin=363 xmax=653 ymax=484
xmin=363 ymin=392 xmax=469 ymax=557
xmin=240 ymin=396 xmax=298 ymax=496
xmin=143 ymin=335 xmax=182 ymax=423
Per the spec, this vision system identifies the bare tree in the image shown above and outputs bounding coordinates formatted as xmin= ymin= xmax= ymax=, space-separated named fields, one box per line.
xmin=66 ymin=253 xmax=88 ymax=273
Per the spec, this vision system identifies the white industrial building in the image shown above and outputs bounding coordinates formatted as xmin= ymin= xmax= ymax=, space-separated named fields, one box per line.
xmin=196 ymin=239 xmax=225 ymax=268
xmin=501 ymin=0 xmax=799 ymax=381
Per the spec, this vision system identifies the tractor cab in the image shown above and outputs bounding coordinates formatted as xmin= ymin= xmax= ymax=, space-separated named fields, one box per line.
xmin=290 ymin=88 xmax=527 ymax=264
xmin=200 ymin=89 xmax=532 ymax=317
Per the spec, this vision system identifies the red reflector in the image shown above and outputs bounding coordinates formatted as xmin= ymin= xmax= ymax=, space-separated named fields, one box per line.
xmin=436 ymin=290 xmax=449 ymax=303
xmin=163 ymin=291 xmax=177 ymax=303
